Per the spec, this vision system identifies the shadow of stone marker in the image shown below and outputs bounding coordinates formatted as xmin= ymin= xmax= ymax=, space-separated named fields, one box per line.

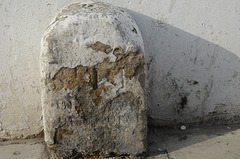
xmin=40 ymin=1 xmax=147 ymax=158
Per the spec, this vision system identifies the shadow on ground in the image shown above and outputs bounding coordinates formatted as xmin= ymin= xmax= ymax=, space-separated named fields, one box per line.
xmin=147 ymin=124 xmax=240 ymax=157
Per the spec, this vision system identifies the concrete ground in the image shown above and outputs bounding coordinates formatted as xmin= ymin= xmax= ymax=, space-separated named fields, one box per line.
xmin=147 ymin=124 xmax=240 ymax=159
xmin=1 ymin=125 xmax=240 ymax=159
xmin=0 ymin=138 xmax=49 ymax=159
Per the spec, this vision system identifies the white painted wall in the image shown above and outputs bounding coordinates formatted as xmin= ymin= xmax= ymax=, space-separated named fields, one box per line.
xmin=0 ymin=0 xmax=240 ymax=138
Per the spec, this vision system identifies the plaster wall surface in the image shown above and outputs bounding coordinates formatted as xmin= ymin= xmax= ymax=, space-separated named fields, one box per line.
xmin=0 ymin=0 xmax=240 ymax=138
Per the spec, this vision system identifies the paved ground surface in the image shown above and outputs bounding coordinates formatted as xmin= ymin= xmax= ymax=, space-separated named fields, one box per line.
xmin=0 ymin=138 xmax=49 ymax=159
xmin=0 ymin=125 xmax=240 ymax=159
xmin=147 ymin=124 xmax=240 ymax=159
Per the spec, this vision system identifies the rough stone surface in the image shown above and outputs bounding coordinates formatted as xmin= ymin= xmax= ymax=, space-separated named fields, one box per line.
xmin=40 ymin=1 xmax=146 ymax=158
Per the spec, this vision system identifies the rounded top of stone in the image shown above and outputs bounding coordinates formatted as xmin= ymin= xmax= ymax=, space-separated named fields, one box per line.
xmin=41 ymin=1 xmax=144 ymax=78
xmin=58 ymin=1 xmax=126 ymax=18
xmin=46 ymin=1 xmax=144 ymax=51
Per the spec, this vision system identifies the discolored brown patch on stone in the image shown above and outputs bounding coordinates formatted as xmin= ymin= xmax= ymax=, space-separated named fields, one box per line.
xmin=93 ymin=86 xmax=109 ymax=106
xmin=113 ymin=47 xmax=123 ymax=57
xmin=88 ymin=41 xmax=112 ymax=53
xmin=47 ymin=143 xmax=62 ymax=150
xmin=46 ymin=66 xmax=87 ymax=90
xmin=13 ymin=151 xmax=21 ymax=155
xmin=95 ymin=49 xmax=144 ymax=83
xmin=46 ymin=48 xmax=144 ymax=106
xmin=56 ymin=129 xmax=73 ymax=141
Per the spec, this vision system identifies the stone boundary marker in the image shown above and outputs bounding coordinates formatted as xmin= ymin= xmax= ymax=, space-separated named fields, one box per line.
xmin=40 ymin=1 xmax=147 ymax=158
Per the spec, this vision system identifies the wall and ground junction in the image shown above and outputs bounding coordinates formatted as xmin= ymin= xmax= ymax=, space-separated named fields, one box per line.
xmin=0 ymin=0 xmax=240 ymax=139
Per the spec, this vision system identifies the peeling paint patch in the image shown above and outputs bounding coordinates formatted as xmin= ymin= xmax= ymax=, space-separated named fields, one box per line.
xmin=88 ymin=41 xmax=112 ymax=53
xmin=46 ymin=49 xmax=144 ymax=91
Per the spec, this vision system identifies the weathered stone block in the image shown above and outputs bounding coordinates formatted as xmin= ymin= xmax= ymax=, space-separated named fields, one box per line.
xmin=40 ymin=1 xmax=147 ymax=158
